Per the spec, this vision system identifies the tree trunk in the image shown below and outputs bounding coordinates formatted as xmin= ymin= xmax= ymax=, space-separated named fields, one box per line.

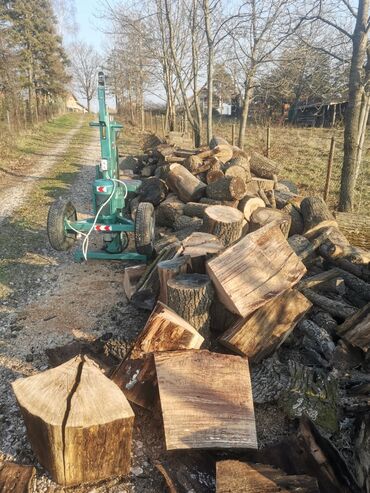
xmin=339 ymin=0 xmax=370 ymax=211
xmin=238 ymin=80 xmax=254 ymax=149
xmin=207 ymin=45 xmax=214 ymax=144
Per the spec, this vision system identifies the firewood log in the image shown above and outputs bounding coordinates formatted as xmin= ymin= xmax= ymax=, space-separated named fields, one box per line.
xmin=220 ymin=289 xmax=312 ymax=362
xmin=173 ymin=215 xmax=202 ymax=231
xmin=258 ymin=188 xmax=271 ymax=207
xmin=167 ymin=274 xmax=214 ymax=335
xmin=224 ymin=164 xmax=249 ymax=182
xmin=206 ymin=169 xmax=224 ymax=184
xmin=206 ymin=176 xmax=246 ymax=201
xmin=183 ymin=202 xmax=209 ymax=218
xmin=333 ymin=268 xmax=370 ymax=301
xmin=288 ymin=228 xmax=334 ymax=261
xmin=200 ymin=197 xmax=239 ymax=207
xmin=334 ymin=212 xmax=370 ymax=249
xmin=182 ymin=232 xmax=224 ymax=273
xmin=166 ymin=163 xmax=207 ymax=202
xmin=300 ymin=288 xmax=357 ymax=320
xmin=0 ymin=462 xmax=36 ymax=493
xmin=183 ymin=155 xmax=211 ymax=174
xmin=209 ymin=136 xmax=229 ymax=148
xmin=227 ymin=154 xmax=251 ymax=177
xmin=301 ymin=197 xmax=338 ymax=238
xmin=238 ymin=195 xmax=265 ymax=221
xmin=249 ymin=207 xmax=291 ymax=238
xmin=158 ymin=256 xmax=189 ymax=304
xmin=250 ymin=151 xmax=280 ymax=179
xmin=138 ymin=177 xmax=168 ymax=206
xmin=156 ymin=194 xmax=185 ymax=227
xmin=336 ymin=302 xmax=370 ymax=351
xmin=216 ymin=461 xmax=319 ymax=493
xmin=12 ymin=356 xmax=134 ymax=486
xmin=203 ymin=205 xmax=243 ymax=246
xmin=282 ymin=202 xmax=304 ymax=236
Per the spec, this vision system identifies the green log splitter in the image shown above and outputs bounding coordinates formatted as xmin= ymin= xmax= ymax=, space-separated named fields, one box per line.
xmin=47 ymin=71 xmax=155 ymax=262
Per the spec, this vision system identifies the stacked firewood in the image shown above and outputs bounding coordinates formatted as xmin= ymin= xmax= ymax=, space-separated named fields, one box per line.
xmin=7 ymin=136 xmax=369 ymax=492
xmin=119 ymin=135 xmax=370 ymax=492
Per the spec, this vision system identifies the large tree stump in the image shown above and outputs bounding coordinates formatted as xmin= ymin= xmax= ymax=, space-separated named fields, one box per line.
xmin=167 ymin=274 xmax=214 ymax=334
xmin=334 ymin=212 xmax=370 ymax=249
xmin=206 ymin=176 xmax=246 ymax=201
xmin=12 ymin=356 xmax=134 ymax=487
xmin=249 ymin=207 xmax=291 ymax=238
xmin=238 ymin=195 xmax=265 ymax=221
xmin=220 ymin=289 xmax=312 ymax=362
xmin=158 ymin=256 xmax=189 ymax=304
xmin=250 ymin=151 xmax=280 ymax=179
xmin=203 ymin=205 xmax=243 ymax=246
xmin=216 ymin=461 xmax=319 ymax=493
xmin=166 ymin=163 xmax=207 ymax=202
xmin=300 ymin=197 xmax=338 ymax=238
xmin=182 ymin=232 xmax=224 ymax=273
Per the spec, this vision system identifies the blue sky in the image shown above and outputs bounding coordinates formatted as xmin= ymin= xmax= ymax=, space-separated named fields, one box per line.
xmin=65 ymin=0 xmax=106 ymax=50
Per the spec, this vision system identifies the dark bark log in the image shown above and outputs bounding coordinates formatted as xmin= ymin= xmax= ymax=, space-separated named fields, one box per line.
xmin=250 ymin=151 xmax=280 ymax=178
xmin=138 ymin=177 xmax=168 ymax=206
xmin=156 ymin=194 xmax=185 ymax=228
xmin=166 ymin=163 xmax=207 ymax=202
xmin=282 ymin=203 xmax=304 ymax=236
xmin=183 ymin=202 xmax=209 ymax=218
xmin=300 ymin=288 xmax=357 ymax=320
xmin=300 ymin=197 xmax=338 ymax=238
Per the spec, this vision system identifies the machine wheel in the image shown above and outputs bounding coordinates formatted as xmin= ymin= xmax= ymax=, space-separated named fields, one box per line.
xmin=47 ymin=198 xmax=77 ymax=251
xmin=135 ymin=202 xmax=155 ymax=258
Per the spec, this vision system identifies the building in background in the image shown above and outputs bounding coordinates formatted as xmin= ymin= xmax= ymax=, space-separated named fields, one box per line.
xmin=65 ymin=93 xmax=88 ymax=113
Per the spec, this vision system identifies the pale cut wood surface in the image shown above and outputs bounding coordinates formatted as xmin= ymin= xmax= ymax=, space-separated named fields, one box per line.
xmin=216 ymin=461 xmax=319 ymax=493
xmin=206 ymin=223 xmax=306 ymax=316
xmin=154 ymin=350 xmax=257 ymax=450
xmin=112 ymin=302 xmax=204 ymax=409
xmin=220 ymin=289 xmax=312 ymax=361
xmin=336 ymin=301 xmax=370 ymax=351
xmin=12 ymin=356 xmax=134 ymax=486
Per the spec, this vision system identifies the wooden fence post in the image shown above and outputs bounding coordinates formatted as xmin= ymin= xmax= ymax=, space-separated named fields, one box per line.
xmin=266 ymin=126 xmax=271 ymax=157
xmin=155 ymin=115 xmax=158 ymax=134
xmin=231 ymin=123 xmax=236 ymax=146
xmin=323 ymin=136 xmax=336 ymax=203
xmin=161 ymin=115 xmax=165 ymax=137
xmin=184 ymin=114 xmax=188 ymax=134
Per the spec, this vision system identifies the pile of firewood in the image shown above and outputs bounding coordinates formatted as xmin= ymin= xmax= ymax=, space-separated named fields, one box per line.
xmin=6 ymin=136 xmax=369 ymax=492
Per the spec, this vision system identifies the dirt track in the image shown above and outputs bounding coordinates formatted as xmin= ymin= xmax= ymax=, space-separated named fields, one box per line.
xmin=0 ymin=120 xmax=164 ymax=492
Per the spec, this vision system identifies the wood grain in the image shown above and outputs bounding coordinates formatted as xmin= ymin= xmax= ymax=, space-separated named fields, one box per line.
xmin=154 ymin=350 xmax=257 ymax=450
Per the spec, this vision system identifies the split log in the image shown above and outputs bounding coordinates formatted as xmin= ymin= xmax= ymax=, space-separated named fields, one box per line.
xmin=158 ymin=256 xmax=189 ymax=304
xmin=336 ymin=302 xmax=370 ymax=351
xmin=275 ymin=190 xmax=298 ymax=209
xmin=12 ymin=356 xmax=134 ymax=486
xmin=153 ymin=143 xmax=176 ymax=160
xmin=238 ymin=195 xmax=265 ymax=221
xmin=166 ymin=163 xmax=207 ymax=202
xmin=138 ymin=177 xmax=168 ymax=206
xmin=203 ymin=205 xmax=243 ymax=246
xmin=298 ymin=269 xmax=343 ymax=291
xmin=288 ymin=228 xmax=334 ymax=261
xmin=282 ymin=203 xmax=304 ymax=236
xmin=251 ymin=177 xmax=275 ymax=191
xmin=156 ymin=194 xmax=185 ymax=228
xmin=112 ymin=302 xmax=204 ymax=409
xmin=209 ymin=135 xmax=230 ymax=148
xmin=300 ymin=288 xmax=357 ymax=320
xmin=0 ymin=462 xmax=36 ymax=493
xmin=250 ymin=151 xmax=280 ymax=179
xmin=183 ymin=202 xmax=209 ymax=218
xmin=334 ymin=212 xmax=370 ymax=249
xmin=154 ymin=350 xmax=257 ymax=450
xmin=220 ymin=289 xmax=312 ymax=362
xmin=320 ymin=241 xmax=370 ymax=282
xmin=227 ymin=154 xmax=251 ymax=173
xmin=328 ymin=243 xmax=370 ymax=264
xmin=300 ymin=196 xmax=338 ymax=238
xmin=182 ymin=232 xmax=224 ymax=273
xmin=216 ymin=461 xmax=319 ymax=493
xmin=183 ymin=155 xmax=211 ymax=174
xmin=123 ymin=264 xmax=146 ymax=300
xmin=206 ymin=169 xmax=224 ymax=184
xmin=206 ymin=176 xmax=246 ymax=201
xmin=257 ymin=188 xmax=271 ymax=207
xmin=249 ymin=207 xmax=291 ymax=238
xmin=200 ymin=197 xmax=239 ymax=208
xmin=132 ymin=243 xmax=180 ymax=311
xmin=167 ymin=274 xmax=214 ymax=334
xmin=206 ymin=223 xmax=306 ymax=317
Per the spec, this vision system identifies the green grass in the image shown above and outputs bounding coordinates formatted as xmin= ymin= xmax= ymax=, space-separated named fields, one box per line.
xmin=0 ymin=113 xmax=94 ymax=300
xmin=213 ymin=119 xmax=370 ymax=212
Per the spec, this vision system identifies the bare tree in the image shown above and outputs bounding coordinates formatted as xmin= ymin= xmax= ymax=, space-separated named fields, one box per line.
xmin=69 ymin=41 xmax=101 ymax=112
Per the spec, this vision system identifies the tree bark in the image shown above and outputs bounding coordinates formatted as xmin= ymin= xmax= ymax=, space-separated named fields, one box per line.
xmin=203 ymin=205 xmax=243 ymax=246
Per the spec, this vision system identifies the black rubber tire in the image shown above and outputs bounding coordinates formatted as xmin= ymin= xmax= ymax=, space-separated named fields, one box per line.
xmin=279 ymin=179 xmax=299 ymax=194
xmin=47 ymin=198 xmax=77 ymax=251
xmin=135 ymin=202 xmax=155 ymax=258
